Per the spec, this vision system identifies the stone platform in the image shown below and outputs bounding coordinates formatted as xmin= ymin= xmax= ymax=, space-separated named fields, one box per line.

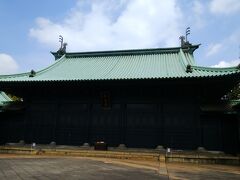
xmin=0 ymin=144 xmax=239 ymax=165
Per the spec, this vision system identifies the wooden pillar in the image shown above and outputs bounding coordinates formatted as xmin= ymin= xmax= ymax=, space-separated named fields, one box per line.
xmin=120 ymin=103 xmax=126 ymax=145
xmin=87 ymin=103 xmax=92 ymax=144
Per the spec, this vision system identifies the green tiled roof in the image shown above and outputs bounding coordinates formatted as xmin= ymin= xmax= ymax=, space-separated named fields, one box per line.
xmin=0 ymin=45 xmax=239 ymax=82
xmin=0 ymin=91 xmax=12 ymax=106
xmin=231 ymin=100 xmax=240 ymax=109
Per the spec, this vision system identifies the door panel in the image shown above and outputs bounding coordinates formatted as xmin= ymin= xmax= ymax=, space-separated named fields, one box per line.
xmin=125 ymin=104 xmax=158 ymax=148
xmin=90 ymin=104 xmax=121 ymax=146
xmin=25 ymin=103 xmax=56 ymax=144
xmin=56 ymin=103 xmax=88 ymax=145
xmin=163 ymin=102 xmax=197 ymax=149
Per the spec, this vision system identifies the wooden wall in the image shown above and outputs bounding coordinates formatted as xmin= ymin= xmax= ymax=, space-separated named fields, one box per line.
xmin=0 ymin=79 xmax=239 ymax=153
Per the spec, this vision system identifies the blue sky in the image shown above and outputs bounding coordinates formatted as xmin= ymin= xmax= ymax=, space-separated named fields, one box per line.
xmin=0 ymin=0 xmax=240 ymax=74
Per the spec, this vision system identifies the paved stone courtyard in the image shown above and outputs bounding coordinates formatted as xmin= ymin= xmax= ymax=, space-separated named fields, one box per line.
xmin=0 ymin=157 xmax=163 ymax=180
xmin=0 ymin=155 xmax=239 ymax=180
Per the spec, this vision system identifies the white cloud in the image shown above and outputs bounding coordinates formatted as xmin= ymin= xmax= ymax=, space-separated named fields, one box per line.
xmin=0 ymin=53 xmax=19 ymax=74
xmin=29 ymin=0 xmax=183 ymax=52
xmin=192 ymin=1 xmax=206 ymax=28
xmin=206 ymin=43 xmax=223 ymax=57
xmin=193 ymin=1 xmax=205 ymax=15
xmin=228 ymin=30 xmax=240 ymax=43
xmin=210 ymin=0 xmax=240 ymax=15
xmin=212 ymin=59 xmax=240 ymax=67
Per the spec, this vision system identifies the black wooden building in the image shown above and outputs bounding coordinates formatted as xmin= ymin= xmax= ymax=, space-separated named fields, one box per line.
xmin=0 ymin=44 xmax=239 ymax=153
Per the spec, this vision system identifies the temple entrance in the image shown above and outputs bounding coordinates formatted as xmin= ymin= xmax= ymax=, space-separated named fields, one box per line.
xmin=90 ymin=104 xmax=122 ymax=146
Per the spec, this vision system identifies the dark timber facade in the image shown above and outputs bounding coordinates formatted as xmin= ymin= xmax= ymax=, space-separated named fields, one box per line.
xmin=0 ymin=45 xmax=239 ymax=154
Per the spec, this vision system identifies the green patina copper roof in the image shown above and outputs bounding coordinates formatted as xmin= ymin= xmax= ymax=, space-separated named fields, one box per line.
xmin=231 ymin=100 xmax=240 ymax=110
xmin=200 ymin=100 xmax=240 ymax=113
xmin=0 ymin=91 xmax=12 ymax=106
xmin=0 ymin=45 xmax=239 ymax=82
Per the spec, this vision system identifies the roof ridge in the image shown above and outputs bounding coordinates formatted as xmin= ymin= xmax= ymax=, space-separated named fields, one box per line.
xmin=64 ymin=45 xmax=200 ymax=58
xmin=34 ymin=55 xmax=67 ymax=76
xmin=0 ymin=55 xmax=67 ymax=79
xmin=179 ymin=48 xmax=189 ymax=66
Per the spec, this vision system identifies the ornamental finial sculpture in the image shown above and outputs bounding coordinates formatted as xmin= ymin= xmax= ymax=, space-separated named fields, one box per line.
xmin=179 ymin=27 xmax=192 ymax=48
xmin=186 ymin=27 xmax=190 ymax=42
xmin=57 ymin=35 xmax=67 ymax=56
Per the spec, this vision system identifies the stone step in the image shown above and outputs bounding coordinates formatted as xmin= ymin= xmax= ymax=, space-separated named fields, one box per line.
xmin=0 ymin=146 xmax=239 ymax=165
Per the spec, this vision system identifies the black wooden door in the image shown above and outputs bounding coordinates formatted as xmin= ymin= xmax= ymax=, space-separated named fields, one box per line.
xmin=90 ymin=104 xmax=121 ymax=146
xmin=25 ymin=103 xmax=56 ymax=144
xmin=125 ymin=104 xmax=158 ymax=148
xmin=201 ymin=118 xmax=221 ymax=151
xmin=163 ymin=102 xmax=197 ymax=150
xmin=0 ymin=113 xmax=24 ymax=144
xmin=222 ymin=117 xmax=239 ymax=154
xmin=56 ymin=103 xmax=88 ymax=145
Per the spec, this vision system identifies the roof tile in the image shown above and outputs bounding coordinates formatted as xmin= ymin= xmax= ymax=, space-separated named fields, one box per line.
xmin=0 ymin=46 xmax=239 ymax=82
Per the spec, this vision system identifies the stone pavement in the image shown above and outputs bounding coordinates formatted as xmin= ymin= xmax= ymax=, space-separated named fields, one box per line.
xmin=166 ymin=163 xmax=240 ymax=180
xmin=0 ymin=155 xmax=240 ymax=180
xmin=0 ymin=156 xmax=165 ymax=180
xmin=97 ymin=157 xmax=240 ymax=180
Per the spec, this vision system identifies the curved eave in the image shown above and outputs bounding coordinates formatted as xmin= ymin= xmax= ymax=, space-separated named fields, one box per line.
xmin=0 ymin=55 xmax=66 ymax=81
xmin=0 ymin=69 xmax=239 ymax=83
xmin=0 ymin=73 xmax=239 ymax=83
xmin=0 ymin=92 xmax=12 ymax=101
xmin=192 ymin=65 xmax=239 ymax=71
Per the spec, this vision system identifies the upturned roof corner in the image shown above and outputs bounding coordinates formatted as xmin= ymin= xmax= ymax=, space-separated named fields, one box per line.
xmin=0 ymin=91 xmax=12 ymax=107
xmin=51 ymin=35 xmax=68 ymax=60
xmin=51 ymin=51 xmax=64 ymax=60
